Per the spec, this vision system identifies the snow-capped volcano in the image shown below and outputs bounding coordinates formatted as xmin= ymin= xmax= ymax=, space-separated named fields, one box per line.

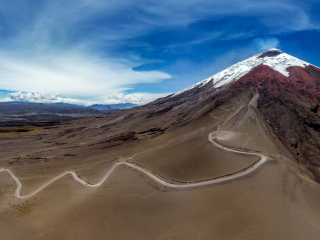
xmin=174 ymin=48 xmax=315 ymax=96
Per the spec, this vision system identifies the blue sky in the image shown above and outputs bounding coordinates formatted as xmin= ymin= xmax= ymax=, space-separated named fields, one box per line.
xmin=0 ymin=0 xmax=319 ymax=105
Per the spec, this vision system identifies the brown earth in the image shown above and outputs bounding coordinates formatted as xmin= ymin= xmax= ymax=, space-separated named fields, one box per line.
xmin=1 ymin=65 xmax=320 ymax=239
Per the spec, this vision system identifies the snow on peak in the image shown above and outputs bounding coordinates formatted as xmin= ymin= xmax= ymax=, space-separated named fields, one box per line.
xmin=173 ymin=49 xmax=312 ymax=96
xmin=265 ymin=48 xmax=281 ymax=52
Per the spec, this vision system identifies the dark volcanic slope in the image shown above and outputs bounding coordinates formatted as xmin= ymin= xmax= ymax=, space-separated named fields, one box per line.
xmin=231 ymin=62 xmax=320 ymax=181
xmin=259 ymin=68 xmax=320 ymax=180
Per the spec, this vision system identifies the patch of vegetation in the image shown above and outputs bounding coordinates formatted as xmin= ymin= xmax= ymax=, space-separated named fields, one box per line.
xmin=0 ymin=126 xmax=37 ymax=133
xmin=3 ymin=201 xmax=36 ymax=216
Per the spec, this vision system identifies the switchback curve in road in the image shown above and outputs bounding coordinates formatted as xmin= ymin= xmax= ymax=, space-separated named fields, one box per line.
xmin=0 ymin=132 xmax=268 ymax=199
xmin=0 ymin=95 xmax=269 ymax=199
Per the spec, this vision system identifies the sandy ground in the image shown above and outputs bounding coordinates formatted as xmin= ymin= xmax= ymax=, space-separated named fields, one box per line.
xmin=134 ymin=132 xmax=259 ymax=182
xmin=1 ymin=91 xmax=320 ymax=239
xmin=1 ymin=161 xmax=320 ymax=240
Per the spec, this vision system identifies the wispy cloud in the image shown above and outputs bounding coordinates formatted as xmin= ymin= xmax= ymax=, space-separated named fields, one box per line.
xmin=0 ymin=50 xmax=170 ymax=100
xmin=254 ymin=38 xmax=280 ymax=51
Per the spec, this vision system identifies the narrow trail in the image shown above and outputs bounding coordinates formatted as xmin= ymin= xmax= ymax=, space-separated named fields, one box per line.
xmin=0 ymin=94 xmax=269 ymax=199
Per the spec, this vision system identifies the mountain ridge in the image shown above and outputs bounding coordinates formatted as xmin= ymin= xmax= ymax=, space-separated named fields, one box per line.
xmin=174 ymin=48 xmax=319 ymax=97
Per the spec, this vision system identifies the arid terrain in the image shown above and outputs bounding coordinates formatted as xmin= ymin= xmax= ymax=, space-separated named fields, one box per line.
xmin=1 ymin=49 xmax=320 ymax=239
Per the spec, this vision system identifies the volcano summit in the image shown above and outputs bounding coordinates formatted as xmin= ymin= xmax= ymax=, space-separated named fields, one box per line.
xmin=1 ymin=49 xmax=320 ymax=240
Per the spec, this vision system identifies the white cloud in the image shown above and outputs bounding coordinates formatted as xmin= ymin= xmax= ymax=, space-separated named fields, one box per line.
xmin=0 ymin=91 xmax=171 ymax=106
xmin=259 ymin=3 xmax=319 ymax=33
xmin=254 ymin=38 xmax=280 ymax=51
xmin=3 ymin=92 xmax=62 ymax=102
xmin=0 ymin=50 xmax=171 ymax=100
xmin=144 ymin=0 xmax=319 ymax=33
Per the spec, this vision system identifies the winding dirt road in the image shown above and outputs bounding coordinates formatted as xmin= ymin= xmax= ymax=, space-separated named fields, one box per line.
xmin=0 ymin=96 xmax=269 ymax=199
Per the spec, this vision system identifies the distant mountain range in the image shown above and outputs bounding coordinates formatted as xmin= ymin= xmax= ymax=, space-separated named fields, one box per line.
xmin=0 ymin=101 xmax=138 ymax=113
xmin=0 ymin=102 xmax=102 ymax=116
xmin=88 ymin=103 xmax=137 ymax=110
